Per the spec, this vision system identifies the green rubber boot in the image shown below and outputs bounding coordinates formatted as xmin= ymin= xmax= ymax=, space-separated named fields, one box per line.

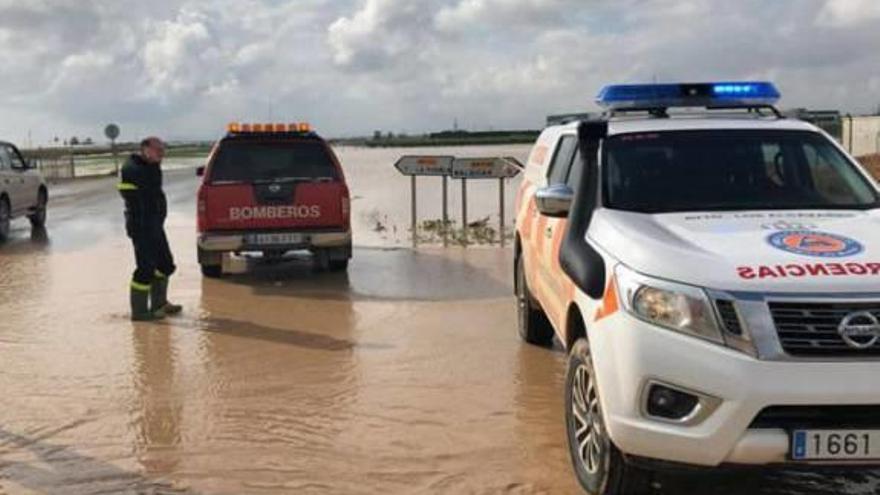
xmin=131 ymin=283 xmax=165 ymax=321
xmin=151 ymin=276 xmax=182 ymax=315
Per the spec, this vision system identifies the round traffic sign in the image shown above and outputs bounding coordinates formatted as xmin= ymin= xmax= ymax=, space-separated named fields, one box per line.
xmin=104 ymin=124 xmax=120 ymax=140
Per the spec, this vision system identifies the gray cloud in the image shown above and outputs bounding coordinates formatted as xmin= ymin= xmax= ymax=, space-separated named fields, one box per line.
xmin=328 ymin=0 xmax=438 ymax=74
xmin=0 ymin=0 xmax=878 ymax=145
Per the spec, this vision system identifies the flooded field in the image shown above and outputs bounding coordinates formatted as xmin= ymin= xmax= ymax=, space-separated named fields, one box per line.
xmin=1 ymin=145 xmax=878 ymax=494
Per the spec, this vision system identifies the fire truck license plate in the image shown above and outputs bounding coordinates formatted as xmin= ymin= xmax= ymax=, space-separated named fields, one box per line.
xmin=247 ymin=233 xmax=305 ymax=245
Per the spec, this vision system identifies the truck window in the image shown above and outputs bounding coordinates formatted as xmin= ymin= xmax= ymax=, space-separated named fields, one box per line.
xmin=209 ymin=140 xmax=338 ymax=183
xmin=603 ymin=130 xmax=879 ymax=213
xmin=0 ymin=146 xmax=11 ymax=170
xmin=4 ymin=145 xmax=24 ymax=169
xmin=802 ymin=142 xmax=871 ymax=205
xmin=547 ymin=136 xmax=577 ymax=185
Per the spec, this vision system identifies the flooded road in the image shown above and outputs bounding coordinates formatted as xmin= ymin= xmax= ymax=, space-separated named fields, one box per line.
xmin=1 ymin=146 xmax=879 ymax=494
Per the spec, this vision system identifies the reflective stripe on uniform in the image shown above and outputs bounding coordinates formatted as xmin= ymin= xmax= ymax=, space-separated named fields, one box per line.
xmin=118 ymin=182 xmax=139 ymax=191
xmin=154 ymin=270 xmax=167 ymax=279
xmin=131 ymin=280 xmax=151 ymax=292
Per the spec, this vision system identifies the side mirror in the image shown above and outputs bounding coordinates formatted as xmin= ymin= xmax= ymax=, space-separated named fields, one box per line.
xmin=196 ymin=166 xmax=205 ymax=177
xmin=535 ymin=184 xmax=574 ymax=218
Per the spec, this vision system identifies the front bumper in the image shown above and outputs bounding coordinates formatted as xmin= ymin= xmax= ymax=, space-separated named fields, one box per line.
xmin=589 ymin=311 xmax=880 ymax=467
xmin=198 ymin=229 xmax=351 ymax=252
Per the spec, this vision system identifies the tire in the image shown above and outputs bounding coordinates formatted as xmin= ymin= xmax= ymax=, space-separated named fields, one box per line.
xmin=0 ymin=197 xmax=10 ymax=242
xmin=515 ymin=254 xmax=554 ymax=346
xmin=198 ymin=247 xmax=223 ymax=277
xmin=28 ymin=189 xmax=47 ymax=227
xmin=201 ymin=263 xmax=222 ymax=278
xmin=328 ymin=259 xmax=349 ymax=272
xmin=565 ymin=338 xmax=654 ymax=495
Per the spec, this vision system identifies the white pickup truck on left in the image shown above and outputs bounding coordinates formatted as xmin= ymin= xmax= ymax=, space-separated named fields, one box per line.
xmin=0 ymin=140 xmax=47 ymax=242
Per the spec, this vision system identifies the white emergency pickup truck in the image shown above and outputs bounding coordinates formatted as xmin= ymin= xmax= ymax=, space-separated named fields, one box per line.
xmin=0 ymin=140 xmax=47 ymax=242
xmin=513 ymin=82 xmax=880 ymax=494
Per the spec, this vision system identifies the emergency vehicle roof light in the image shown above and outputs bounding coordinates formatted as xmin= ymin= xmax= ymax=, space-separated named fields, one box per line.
xmin=226 ymin=122 xmax=313 ymax=134
xmin=596 ymin=82 xmax=780 ymax=111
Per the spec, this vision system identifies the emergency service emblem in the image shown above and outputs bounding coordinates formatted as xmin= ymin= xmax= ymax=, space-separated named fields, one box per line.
xmin=767 ymin=230 xmax=863 ymax=258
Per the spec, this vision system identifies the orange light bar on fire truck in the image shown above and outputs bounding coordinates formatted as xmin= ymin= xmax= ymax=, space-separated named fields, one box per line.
xmin=227 ymin=122 xmax=313 ymax=134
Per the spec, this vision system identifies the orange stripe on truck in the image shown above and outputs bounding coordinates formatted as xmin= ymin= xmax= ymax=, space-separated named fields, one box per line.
xmin=521 ymin=199 xmax=535 ymax=241
xmin=514 ymin=181 xmax=528 ymax=212
xmin=530 ymin=145 xmax=549 ymax=167
xmin=535 ymin=215 xmax=548 ymax=253
xmin=594 ymin=278 xmax=620 ymax=322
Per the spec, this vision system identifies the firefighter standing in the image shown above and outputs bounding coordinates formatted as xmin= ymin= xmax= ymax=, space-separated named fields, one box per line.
xmin=118 ymin=137 xmax=182 ymax=321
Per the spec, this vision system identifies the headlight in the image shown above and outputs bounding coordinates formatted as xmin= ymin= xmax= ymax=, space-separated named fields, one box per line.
xmin=615 ymin=264 xmax=724 ymax=344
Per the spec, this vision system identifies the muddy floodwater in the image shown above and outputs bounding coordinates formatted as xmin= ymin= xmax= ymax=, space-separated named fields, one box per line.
xmin=1 ymin=145 xmax=879 ymax=494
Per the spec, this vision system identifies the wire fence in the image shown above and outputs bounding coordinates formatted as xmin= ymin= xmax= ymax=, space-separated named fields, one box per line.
xmin=28 ymin=155 xmax=120 ymax=181
xmin=23 ymin=145 xmax=211 ymax=182
xmin=32 ymin=156 xmax=77 ymax=181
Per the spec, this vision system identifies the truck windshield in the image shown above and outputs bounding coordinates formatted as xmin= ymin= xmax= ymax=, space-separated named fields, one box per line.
xmin=603 ymin=130 xmax=879 ymax=213
xmin=210 ymin=140 xmax=338 ymax=183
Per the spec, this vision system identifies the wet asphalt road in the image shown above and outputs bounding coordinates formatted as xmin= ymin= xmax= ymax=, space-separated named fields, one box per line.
xmin=1 ymin=154 xmax=879 ymax=494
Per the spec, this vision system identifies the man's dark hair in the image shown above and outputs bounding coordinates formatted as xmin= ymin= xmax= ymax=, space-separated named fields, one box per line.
xmin=140 ymin=136 xmax=164 ymax=149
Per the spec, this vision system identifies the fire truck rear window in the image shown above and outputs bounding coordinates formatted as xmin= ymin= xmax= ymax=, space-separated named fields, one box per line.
xmin=210 ymin=141 xmax=337 ymax=182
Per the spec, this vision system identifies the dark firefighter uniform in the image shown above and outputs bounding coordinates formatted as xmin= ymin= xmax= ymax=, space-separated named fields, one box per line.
xmin=118 ymin=154 xmax=180 ymax=320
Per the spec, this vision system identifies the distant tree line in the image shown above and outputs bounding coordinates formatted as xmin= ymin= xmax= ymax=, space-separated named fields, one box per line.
xmin=50 ymin=136 xmax=95 ymax=146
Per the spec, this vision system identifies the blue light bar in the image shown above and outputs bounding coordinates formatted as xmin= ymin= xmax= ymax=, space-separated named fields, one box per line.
xmin=596 ymin=81 xmax=780 ymax=110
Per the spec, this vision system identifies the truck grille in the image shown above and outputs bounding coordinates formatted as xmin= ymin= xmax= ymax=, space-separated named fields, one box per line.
xmin=768 ymin=301 xmax=880 ymax=357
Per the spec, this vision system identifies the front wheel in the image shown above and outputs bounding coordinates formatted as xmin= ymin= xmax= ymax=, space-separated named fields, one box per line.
xmin=565 ymin=338 xmax=654 ymax=494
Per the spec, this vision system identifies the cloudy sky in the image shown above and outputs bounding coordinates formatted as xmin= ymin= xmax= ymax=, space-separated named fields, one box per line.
xmin=0 ymin=0 xmax=878 ymax=145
